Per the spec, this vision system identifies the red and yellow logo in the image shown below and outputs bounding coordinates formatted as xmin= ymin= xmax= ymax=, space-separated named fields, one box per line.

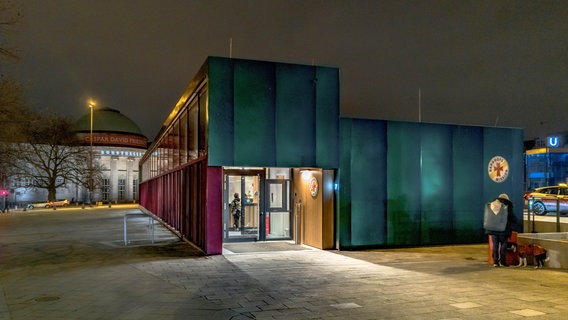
xmin=488 ymin=156 xmax=509 ymax=183
xmin=309 ymin=177 xmax=319 ymax=198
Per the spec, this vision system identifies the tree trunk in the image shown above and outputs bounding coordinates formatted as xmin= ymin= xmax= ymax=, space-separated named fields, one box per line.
xmin=47 ymin=185 xmax=56 ymax=202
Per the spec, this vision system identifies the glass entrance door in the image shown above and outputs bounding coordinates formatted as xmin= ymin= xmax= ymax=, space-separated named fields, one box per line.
xmin=224 ymin=172 xmax=262 ymax=241
xmin=265 ymin=179 xmax=291 ymax=240
xmin=223 ymin=168 xmax=292 ymax=242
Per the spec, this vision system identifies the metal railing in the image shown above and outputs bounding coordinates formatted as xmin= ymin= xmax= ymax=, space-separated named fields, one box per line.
xmin=123 ymin=213 xmax=155 ymax=245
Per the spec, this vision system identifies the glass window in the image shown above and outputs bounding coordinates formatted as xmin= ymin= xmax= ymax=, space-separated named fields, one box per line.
xmin=171 ymin=121 xmax=180 ymax=169
xmin=102 ymin=178 xmax=110 ymax=201
xmin=198 ymin=89 xmax=208 ymax=156
xmin=179 ymin=110 xmax=188 ymax=164
xmin=139 ymin=78 xmax=207 ymax=182
xmin=118 ymin=179 xmax=126 ymax=201
xmin=133 ymin=179 xmax=138 ymax=200
xmin=269 ymin=183 xmax=283 ymax=209
xmin=188 ymin=99 xmax=198 ymax=160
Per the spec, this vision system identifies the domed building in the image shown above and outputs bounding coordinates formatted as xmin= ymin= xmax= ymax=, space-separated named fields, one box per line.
xmin=73 ymin=107 xmax=148 ymax=204
xmin=7 ymin=107 xmax=147 ymax=207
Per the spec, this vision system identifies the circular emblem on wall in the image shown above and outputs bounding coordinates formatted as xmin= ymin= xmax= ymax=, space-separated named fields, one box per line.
xmin=309 ymin=177 xmax=319 ymax=198
xmin=488 ymin=156 xmax=509 ymax=183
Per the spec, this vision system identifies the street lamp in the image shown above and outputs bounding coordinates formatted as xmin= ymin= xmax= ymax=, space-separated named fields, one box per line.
xmin=89 ymin=100 xmax=96 ymax=205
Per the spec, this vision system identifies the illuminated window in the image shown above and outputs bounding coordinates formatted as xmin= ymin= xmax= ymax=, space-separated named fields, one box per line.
xmin=132 ymin=179 xmax=138 ymax=201
xmin=118 ymin=179 xmax=126 ymax=201
xmin=102 ymin=178 xmax=110 ymax=201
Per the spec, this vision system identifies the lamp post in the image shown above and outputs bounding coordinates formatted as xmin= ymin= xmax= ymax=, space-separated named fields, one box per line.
xmin=89 ymin=100 xmax=96 ymax=205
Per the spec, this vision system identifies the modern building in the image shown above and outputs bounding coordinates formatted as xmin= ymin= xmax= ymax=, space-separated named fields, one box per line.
xmin=139 ymin=57 xmax=524 ymax=255
xmin=9 ymin=107 xmax=147 ymax=206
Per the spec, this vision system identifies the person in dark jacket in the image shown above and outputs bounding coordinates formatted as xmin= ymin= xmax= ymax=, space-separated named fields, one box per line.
xmin=484 ymin=193 xmax=518 ymax=267
xmin=229 ymin=193 xmax=241 ymax=229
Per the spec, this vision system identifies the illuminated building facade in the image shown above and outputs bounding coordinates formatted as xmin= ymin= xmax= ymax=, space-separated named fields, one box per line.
xmin=9 ymin=108 xmax=147 ymax=206
xmin=139 ymin=57 xmax=524 ymax=255
xmin=74 ymin=107 xmax=147 ymax=204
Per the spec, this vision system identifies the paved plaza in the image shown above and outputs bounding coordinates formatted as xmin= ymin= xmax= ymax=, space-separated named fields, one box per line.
xmin=1 ymin=205 xmax=568 ymax=319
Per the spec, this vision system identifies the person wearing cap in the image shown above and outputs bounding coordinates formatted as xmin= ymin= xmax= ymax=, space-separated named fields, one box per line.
xmin=483 ymin=193 xmax=518 ymax=267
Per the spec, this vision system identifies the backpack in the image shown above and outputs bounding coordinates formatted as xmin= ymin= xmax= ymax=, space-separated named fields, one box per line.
xmin=483 ymin=201 xmax=508 ymax=232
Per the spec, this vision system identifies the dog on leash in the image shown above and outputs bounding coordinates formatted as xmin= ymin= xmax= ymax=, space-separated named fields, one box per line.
xmin=513 ymin=243 xmax=548 ymax=268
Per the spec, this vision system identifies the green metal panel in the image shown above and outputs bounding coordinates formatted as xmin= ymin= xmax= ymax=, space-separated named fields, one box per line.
xmin=315 ymin=67 xmax=340 ymax=168
xmin=452 ymin=126 xmax=484 ymax=242
xmin=386 ymin=122 xmax=422 ymax=245
xmin=483 ymin=127 xmax=524 ymax=226
xmin=207 ymin=57 xmax=340 ymax=168
xmin=338 ymin=119 xmax=523 ymax=249
xmin=349 ymin=119 xmax=387 ymax=246
xmin=338 ymin=119 xmax=353 ymax=248
xmin=208 ymin=57 xmax=235 ymax=166
xmin=420 ymin=124 xmax=453 ymax=244
xmin=233 ymin=60 xmax=276 ymax=166
xmin=274 ymin=64 xmax=315 ymax=167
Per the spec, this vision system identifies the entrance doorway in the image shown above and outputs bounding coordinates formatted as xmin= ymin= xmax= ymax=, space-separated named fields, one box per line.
xmin=223 ymin=168 xmax=293 ymax=242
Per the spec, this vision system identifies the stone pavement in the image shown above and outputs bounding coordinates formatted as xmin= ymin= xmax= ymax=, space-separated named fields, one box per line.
xmin=1 ymin=205 xmax=568 ymax=319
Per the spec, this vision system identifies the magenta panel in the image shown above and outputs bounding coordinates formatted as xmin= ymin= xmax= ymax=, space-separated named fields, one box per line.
xmin=205 ymin=166 xmax=223 ymax=254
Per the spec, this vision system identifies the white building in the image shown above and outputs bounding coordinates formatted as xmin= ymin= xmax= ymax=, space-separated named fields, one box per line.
xmin=10 ymin=107 xmax=147 ymax=206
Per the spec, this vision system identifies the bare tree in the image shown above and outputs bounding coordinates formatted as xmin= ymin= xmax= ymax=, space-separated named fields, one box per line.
xmin=0 ymin=0 xmax=24 ymax=193
xmin=8 ymin=113 xmax=103 ymax=202
xmin=1 ymin=2 xmax=105 ymax=203
xmin=0 ymin=77 xmax=25 ymax=193
xmin=0 ymin=0 xmax=24 ymax=116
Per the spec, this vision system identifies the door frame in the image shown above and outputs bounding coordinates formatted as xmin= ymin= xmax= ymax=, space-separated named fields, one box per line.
xmin=264 ymin=178 xmax=293 ymax=240
xmin=223 ymin=168 xmax=265 ymax=242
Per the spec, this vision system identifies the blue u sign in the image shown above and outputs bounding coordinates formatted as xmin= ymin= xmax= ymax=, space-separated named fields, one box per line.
xmin=548 ymin=136 xmax=559 ymax=147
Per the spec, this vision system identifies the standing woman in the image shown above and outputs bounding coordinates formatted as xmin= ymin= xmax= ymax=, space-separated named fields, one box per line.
xmin=483 ymin=193 xmax=518 ymax=267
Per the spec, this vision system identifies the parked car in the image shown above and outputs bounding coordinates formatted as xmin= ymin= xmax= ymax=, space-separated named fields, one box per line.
xmin=28 ymin=199 xmax=70 ymax=209
xmin=46 ymin=199 xmax=69 ymax=208
xmin=27 ymin=202 xmax=50 ymax=209
xmin=524 ymin=184 xmax=568 ymax=216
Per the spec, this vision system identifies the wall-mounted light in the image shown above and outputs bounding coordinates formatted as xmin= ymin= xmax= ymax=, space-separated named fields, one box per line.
xmin=300 ymin=170 xmax=312 ymax=181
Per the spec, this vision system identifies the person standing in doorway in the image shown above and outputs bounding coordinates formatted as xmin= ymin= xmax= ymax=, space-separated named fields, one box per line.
xmin=483 ymin=193 xmax=518 ymax=267
xmin=230 ymin=193 xmax=241 ymax=229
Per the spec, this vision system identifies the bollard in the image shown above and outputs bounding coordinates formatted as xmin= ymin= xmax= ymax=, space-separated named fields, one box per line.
xmin=557 ymin=197 xmax=561 ymax=232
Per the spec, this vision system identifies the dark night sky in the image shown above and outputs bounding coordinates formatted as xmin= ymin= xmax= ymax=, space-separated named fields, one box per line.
xmin=5 ymin=0 xmax=568 ymax=141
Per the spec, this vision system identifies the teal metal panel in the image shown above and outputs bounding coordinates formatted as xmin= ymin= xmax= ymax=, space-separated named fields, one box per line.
xmin=483 ymin=127 xmax=524 ymax=227
xmin=420 ymin=124 xmax=453 ymax=244
xmin=315 ymin=67 xmax=340 ymax=168
xmin=233 ymin=60 xmax=276 ymax=166
xmin=452 ymin=126 xmax=484 ymax=242
xmin=208 ymin=57 xmax=234 ymax=166
xmin=338 ymin=119 xmax=523 ymax=249
xmin=349 ymin=119 xmax=387 ymax=246
xmin=207 ymin=57 xmax=339 ymax=168
xmin=338 ymin=119 xmax=353 ymax=248
xmin=274 ymin=64 xmax=315 ymax=167
xmin=386 ymin=122 xmax=422 ymax=245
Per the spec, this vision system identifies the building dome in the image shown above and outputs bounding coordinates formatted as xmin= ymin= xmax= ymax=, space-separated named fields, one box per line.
xmin=74 ymin=107 xmax=145 ymax=136
xmin=74 ymin=107 xmax=147 ymax=148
